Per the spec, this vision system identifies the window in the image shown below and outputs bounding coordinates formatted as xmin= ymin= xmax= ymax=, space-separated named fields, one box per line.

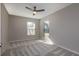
xmin=27 ymin=22 xmax=35 ymax=35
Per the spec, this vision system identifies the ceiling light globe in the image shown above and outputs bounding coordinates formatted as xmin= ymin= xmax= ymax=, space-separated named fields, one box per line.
xmin=33 ymin=11 xmax=36 ymax=14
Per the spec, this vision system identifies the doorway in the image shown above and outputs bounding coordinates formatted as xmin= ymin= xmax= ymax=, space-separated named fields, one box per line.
xmin=44 ymin=21 xmax=49 ymax=37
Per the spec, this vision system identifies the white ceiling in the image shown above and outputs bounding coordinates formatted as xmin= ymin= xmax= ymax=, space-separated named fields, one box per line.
xmin=4 ymin=3 xmax=71 ymax=19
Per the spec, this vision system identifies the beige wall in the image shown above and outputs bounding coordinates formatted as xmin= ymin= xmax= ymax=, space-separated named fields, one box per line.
xmin=8 ymin=15 xmax=40 ymax=43
xmin=0 ymin=3 xmax=1 ymax=55
xmin=40 ymin=4 xmax=79 ymax=54
xmin=0 ymin=3 xmax=1 ymax=45
xmin=1 ymin=4 xmax=9 ymax=54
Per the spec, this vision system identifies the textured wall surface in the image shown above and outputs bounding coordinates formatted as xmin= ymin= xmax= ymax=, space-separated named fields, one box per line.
xmin=40 ymin=4 xmax=79 ymax=54
xmin=8 ymin=15 xmax=40 ymax=45
xmin=0 ymin=3 xmax=1 ymax=45
xmin=0 ymin=3 xmax=1 ymax=55
xmin=1 ymin=4 xmax=9 ymax=54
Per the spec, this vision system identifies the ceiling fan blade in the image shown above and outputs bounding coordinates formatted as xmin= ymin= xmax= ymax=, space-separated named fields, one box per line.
xmin=25 ymin=6 xmax=33 ymax=11
xmin=36 ymin=9 xmax=45 ymax=12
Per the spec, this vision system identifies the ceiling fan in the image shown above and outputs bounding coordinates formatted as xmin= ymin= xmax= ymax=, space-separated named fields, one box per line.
xmin=25 ymin=6 xmax=45 ymax=15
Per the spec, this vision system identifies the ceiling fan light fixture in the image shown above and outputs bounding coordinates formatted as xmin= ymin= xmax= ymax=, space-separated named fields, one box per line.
xmin=33 ymin=11 xmax=36 ymax=15
xmin=25 ymin=6 xmax=45 ymax=16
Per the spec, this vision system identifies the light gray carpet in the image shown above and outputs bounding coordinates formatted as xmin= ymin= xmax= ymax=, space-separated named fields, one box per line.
xmin=45 ymin=47 xmax=79 ymax=56
xmin=2 ymin=44 xmax=79 ymax=56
